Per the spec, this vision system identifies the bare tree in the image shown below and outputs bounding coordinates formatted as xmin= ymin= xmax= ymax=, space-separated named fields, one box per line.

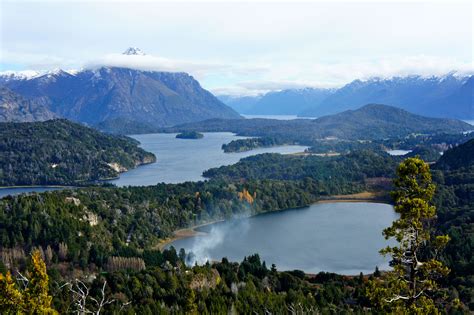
xmin=58 ymin=243 xmax=68 ymax=261
xmin=63 ymin=279 xmax=128 ymax=314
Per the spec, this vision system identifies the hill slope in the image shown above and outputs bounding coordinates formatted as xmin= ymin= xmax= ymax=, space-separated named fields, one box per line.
xmin=167 ymin=104 xmax=472 ymax=141
xmin=435 ymin=138 xmax=474 ymax=170
xmin=0 ymin=87 xmax=56 ymax=122
xmin=0 ymin=119 xmax=156 ymax=186
xmin=1 ymin=67 xmax=240 ymax=128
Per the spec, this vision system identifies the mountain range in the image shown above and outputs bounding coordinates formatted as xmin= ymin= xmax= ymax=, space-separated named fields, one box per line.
xmin=219 ymin=88 xmax=335 ymax=116
xmin=0 ymin=50 xmax=240 ymax=127
xmin=219 ymin=74 xmax=473 ymax=119
xmin=166 ymin=104 xmax=473 ymax=141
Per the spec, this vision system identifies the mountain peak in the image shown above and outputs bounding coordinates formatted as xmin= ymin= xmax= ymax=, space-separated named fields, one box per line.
xmin=122 ymin=47 xmax=146 ymax=56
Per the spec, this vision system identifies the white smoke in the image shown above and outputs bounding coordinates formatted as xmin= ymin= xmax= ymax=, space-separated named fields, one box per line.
xmin=186 ymin=212 xmax=252 ymax=266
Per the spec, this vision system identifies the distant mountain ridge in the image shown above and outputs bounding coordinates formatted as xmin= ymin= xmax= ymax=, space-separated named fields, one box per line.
xmin=219 ymin=74 xmax=473 ymax=119
xmin=300 ymin=75 xmax=473 ymax=119
xmin=166 ymin=104 xmax=472 ymax=141
xmin=0 ymin=64 xmax=240 ymax=127
xmin=219 ymin=88 xmax=335 ymax=115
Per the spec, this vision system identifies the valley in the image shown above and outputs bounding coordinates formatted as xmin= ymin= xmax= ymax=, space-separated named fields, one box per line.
xmin=0 ymin=3 xmax=472 ymax=311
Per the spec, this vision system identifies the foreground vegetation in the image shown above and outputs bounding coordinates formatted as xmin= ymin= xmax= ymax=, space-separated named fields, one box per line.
xmin=0 ymin=120 xmax=156 ymax=186
xmin=0 ymin=140 xmax=473 ymax=313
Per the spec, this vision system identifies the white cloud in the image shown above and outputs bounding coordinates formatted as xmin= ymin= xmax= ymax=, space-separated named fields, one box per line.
xmin=1 ymin=1 xmax=472 ymax=95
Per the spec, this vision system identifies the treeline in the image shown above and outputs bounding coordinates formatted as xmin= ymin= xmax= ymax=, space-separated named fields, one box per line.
xmin=48 ymin=252 xmax=378 ymax=314
xmin=221 ymin=132 xmax=474 ymax=159
xmin=204 ymin=150 xmax=399 ymax=183
xmin=1 ymin=143 xmax=473 ymax=311
xmin=430 ymin=140 xmax=474 ymax=309
xmin=0 ymin=119 xmax=156 ymax=186
xmin=0 ymin=151 xmax=398 ymax=271
xmin=222 ymin=137 xmax=291 ymax=152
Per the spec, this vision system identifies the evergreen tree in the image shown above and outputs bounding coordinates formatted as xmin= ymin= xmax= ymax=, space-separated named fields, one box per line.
xmin=366 ymin=157 xmax=450 ymax=313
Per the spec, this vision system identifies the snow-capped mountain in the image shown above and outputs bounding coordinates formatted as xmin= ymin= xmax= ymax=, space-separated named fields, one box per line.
xmin=219 ymin=73 xmax=473 ymax=119
xmin=219 ymin=88 xmax=335 ymax=115
xmin=299 ymin=74 xmax=473 ymax=119
xmin=0 ymin=63 xmax=240 ymax=130
xmin=0 ymin=70 xmax=40 ymax=83
xmin=122 ymin=47 xmax=146 ymax=56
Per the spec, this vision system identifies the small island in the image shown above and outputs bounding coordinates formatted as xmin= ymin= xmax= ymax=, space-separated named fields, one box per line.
xmin=176 ymin=131 xmax=204 ymax=139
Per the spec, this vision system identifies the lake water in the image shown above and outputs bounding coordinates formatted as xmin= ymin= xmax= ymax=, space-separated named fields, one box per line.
xmin=0 ymin=132 xmax=307 ymax=197
xmin=387 ymin=149 xmax=412 ymax=156
xmin=168 ymin=202 xmax=397 ymax=275
xmin=0 ymin=186 xmax=64 ymax=198
xmin=243 ymin=114 xmax=316 ymax=120
xmin=109 ymin=132 xmax=307 ymax=186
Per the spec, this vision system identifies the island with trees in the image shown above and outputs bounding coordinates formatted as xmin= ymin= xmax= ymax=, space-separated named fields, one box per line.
xmin=0 ymin=138 xmax=473 ymax=313
xmin=176 ymin=131 xmax=204 ymax=139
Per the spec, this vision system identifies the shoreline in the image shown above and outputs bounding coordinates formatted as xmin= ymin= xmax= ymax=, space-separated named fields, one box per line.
xmin=156 ymin=219 xmax=225 ymax=251
xmin=157 ymin=191 xmax=389 ymax=250
xmin=0 ymin=185 xmax=74 ymax=189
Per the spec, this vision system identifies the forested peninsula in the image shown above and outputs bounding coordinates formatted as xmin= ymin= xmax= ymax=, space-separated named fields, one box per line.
xmin=0 ymin=119 xmax=156 ymax=186
xmin=0 ymin=140 xmax=473 ymax=312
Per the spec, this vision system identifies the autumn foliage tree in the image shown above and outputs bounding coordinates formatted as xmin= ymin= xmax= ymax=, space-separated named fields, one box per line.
xmin=366 ymin=157 xmax=450 ymax=313
xmin=0 ymin=249 xmax=57 ymax=314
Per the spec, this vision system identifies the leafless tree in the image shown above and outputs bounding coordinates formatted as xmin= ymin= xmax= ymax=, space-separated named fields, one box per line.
xmin=63 ymin=279 xmax=128 ymax=315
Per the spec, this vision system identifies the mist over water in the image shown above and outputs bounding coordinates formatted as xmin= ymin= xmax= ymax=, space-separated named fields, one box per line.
xmin=168 ymin=202 xmax=398 ymax=275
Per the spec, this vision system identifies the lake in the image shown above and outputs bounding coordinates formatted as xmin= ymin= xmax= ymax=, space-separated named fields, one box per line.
xmin=242 ymin=114 xmax=317 ymax=120
xmin=0 ymin=186 xmax=64 ymax=199
xmin=0 ymin=132 xmax=307 ymax=197
xmin=387 ymin=149 xmax=412 ymax=156
xmin=167 ymin=202 xmax=397 ymax=275
xmin=109 ymin=132 xmax=307 ymax=186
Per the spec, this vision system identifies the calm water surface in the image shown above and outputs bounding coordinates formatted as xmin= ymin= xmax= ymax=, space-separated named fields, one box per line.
xmin=110 ymin=132 xmax=307 ymax=186
xmin=168 ymin=202 xmax=397 ymax=275
xmin=387 ymin=149 xmax=412 ymax=156
xmin=242 ymin=114 xmax=317 ymax=120
xmin=0 ymin=132 xmax=306 ymax=197
xmin=0 ymin=187 xmax=64 ymax=198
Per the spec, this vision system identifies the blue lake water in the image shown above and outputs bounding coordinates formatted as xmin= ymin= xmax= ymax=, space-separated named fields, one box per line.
xmin=387 ymin=149 xmax=412 ymax=156
xmin=109 ymin=132 xmax=307 ymax=186
xmin=0 ymin=132 xmax=306 ymax=196
xmin=242 ymin=114 xmax=317 ymax=120
xmin=0 ymin=186 xmax=64 ymax=198
xmin=168 ymin=202 xmax=397 ymax=275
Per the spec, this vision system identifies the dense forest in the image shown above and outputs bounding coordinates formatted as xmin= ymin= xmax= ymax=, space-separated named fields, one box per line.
xmin=0 ymin=120 xmax=156 ymax=186
xmin=1 ymin=139 xmax=473 ymax=312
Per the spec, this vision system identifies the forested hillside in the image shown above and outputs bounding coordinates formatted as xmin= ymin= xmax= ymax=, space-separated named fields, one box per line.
xmin=0 ymin=119 xmax=156 ymax=186
xmin=432 ymin=139 xmax=474 ymax=309
xmin=167 ymin=104 xmax=472 ymax=143
xmin=0 ymin=144 xmax=473 ymax=312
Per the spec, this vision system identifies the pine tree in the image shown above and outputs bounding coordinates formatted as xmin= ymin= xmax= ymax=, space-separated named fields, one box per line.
xmin=366 ymin=157 xmax=450 ymax=314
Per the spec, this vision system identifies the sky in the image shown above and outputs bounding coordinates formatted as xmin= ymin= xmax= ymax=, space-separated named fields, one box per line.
xmin=0 ymin=0 xmax=473 ymax=96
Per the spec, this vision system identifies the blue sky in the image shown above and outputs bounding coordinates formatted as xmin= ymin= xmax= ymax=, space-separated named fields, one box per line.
xmin=1 ymin=0 xmax=472 ymax=95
